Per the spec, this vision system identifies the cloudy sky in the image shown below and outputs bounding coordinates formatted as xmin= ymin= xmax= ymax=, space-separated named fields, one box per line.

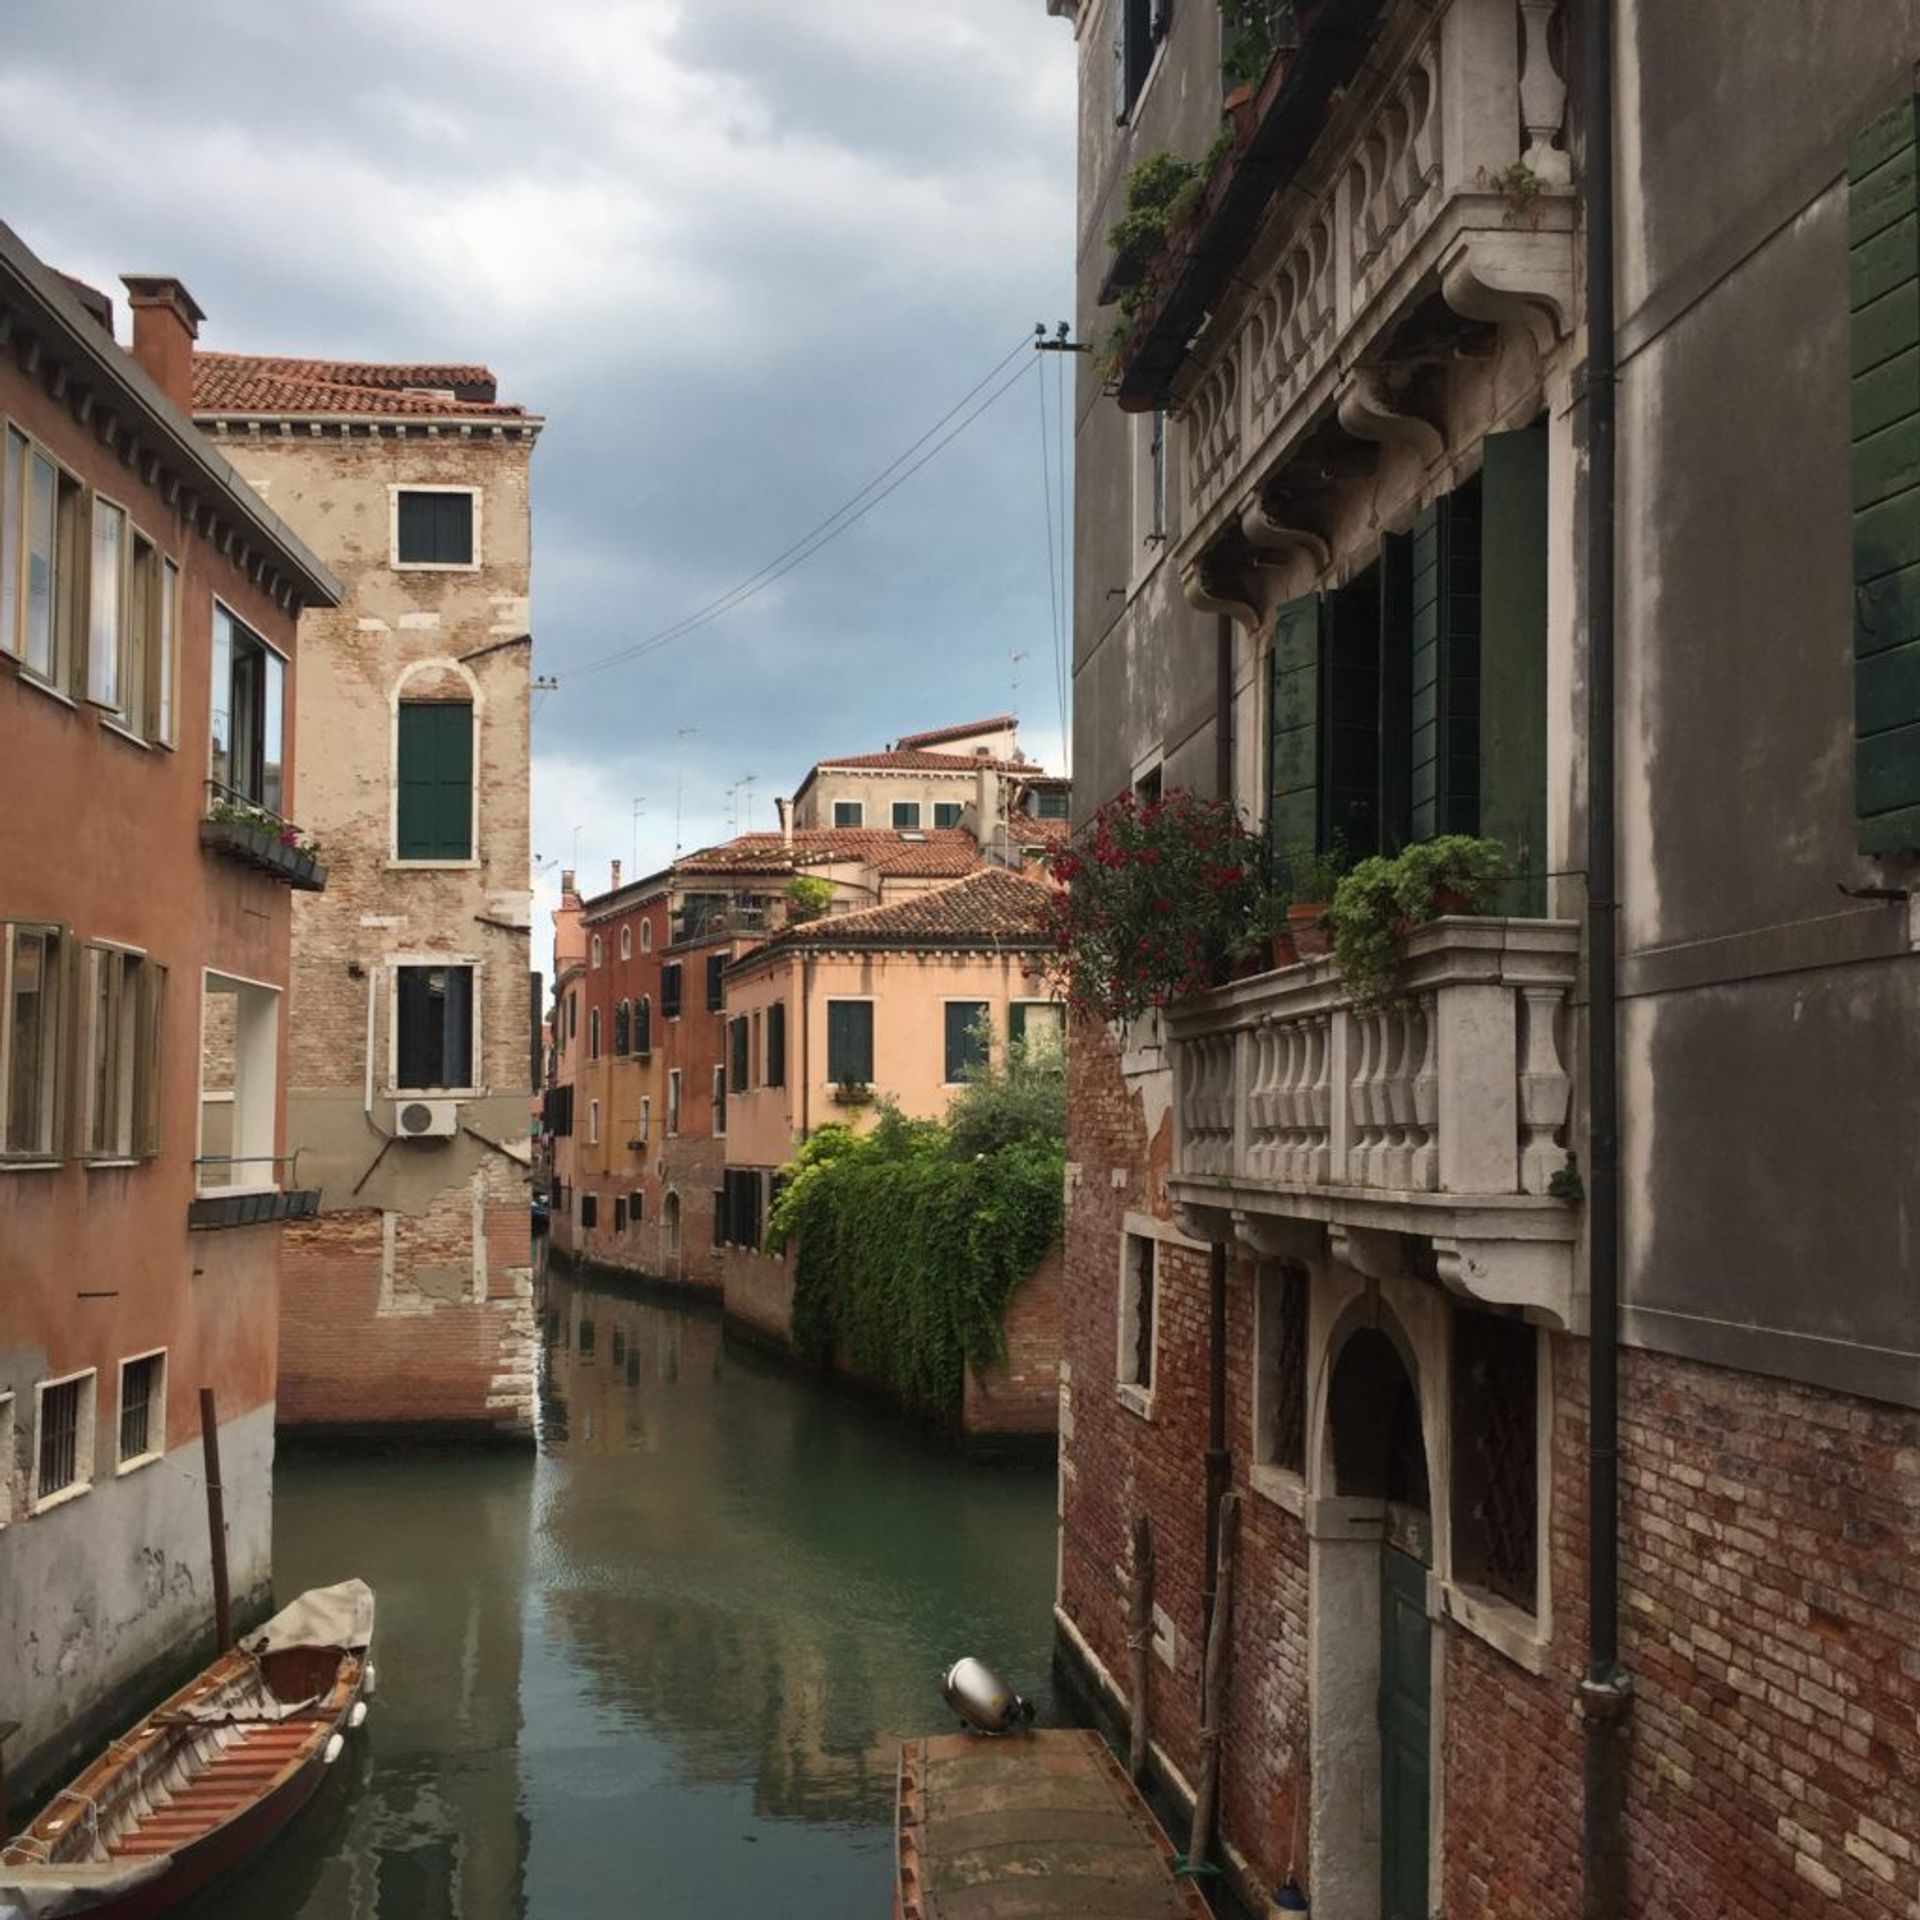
xmin=2 ymin=0 xmax=1077 ymax=940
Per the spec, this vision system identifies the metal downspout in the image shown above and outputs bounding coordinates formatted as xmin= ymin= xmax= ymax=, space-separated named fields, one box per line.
xmin=1580 ymin=0 xmax=1631 ymax=1912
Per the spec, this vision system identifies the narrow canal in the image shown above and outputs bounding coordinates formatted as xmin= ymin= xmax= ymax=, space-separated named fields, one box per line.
xmin=190 ymin=1257 xmax=1062 ymax=1919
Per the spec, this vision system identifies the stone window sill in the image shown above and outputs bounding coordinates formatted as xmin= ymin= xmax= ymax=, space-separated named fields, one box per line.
xmin=1249 ymin=1460 xmax=1306 ymax=1518
xmin=30 ymin=1479 xmax=91 ymax=1518
xmin=116 ymin=1450 xmax=162 ymax=1478
xmin=1445 ymin=1581 xmax=1549 ymax=1675
xmin=1116 ymin=1382 xmax=1153 ymax=1421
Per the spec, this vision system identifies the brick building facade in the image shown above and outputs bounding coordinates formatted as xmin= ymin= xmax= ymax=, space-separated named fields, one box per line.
xmin=1043 ymin=3 xmax=1920 ymax=1916
xmin=0 ymin=234 xmax=339 ymax=1805
xmin=194 ymin=347 xmax=541 ymax=1441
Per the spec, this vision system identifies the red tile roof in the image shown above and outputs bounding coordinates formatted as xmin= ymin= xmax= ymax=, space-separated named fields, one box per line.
xmin=192 ymin=352 xmax=524 ymax=419
xmin=894 ymin=715 xmax=1018 ymax=750
xmin=674 ymin=828 xmax=984 ymax=880
xmin=812 ymin=748 xmax=1032 ymax=775
xmin=768 ymin=868 xmax=1055 ymax=949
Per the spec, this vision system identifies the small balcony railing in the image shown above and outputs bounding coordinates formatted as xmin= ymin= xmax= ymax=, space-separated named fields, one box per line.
xmin=1166 ymin=917 xmax=1583 ymax=1323
xmin=199 ymin=782 xmax=327 ymax=892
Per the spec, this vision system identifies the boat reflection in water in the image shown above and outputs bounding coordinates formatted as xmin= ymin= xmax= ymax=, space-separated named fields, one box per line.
xmin=189 ymin=1254 xmax=1056 ymax=1919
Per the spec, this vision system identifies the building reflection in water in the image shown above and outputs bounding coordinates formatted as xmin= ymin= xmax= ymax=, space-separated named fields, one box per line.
xmin=186 ymin=1257 xmax=1056 ymax=1920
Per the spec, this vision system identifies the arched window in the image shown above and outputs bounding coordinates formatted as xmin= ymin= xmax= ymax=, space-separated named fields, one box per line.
xmin=641 ymin=919 xmax=653 ymax=953
xmin=663 ymin=1190 xmax=681 ymax=1259
xmin=633 ymin=995 xmax=652 ymax=1057
xmin=613 ymin=999 xmax=631 ymax=1056
xmin=590 ymin=934 xmax=603 ymax=969
xmin=619 ymin=926 xmax=632 ymax=961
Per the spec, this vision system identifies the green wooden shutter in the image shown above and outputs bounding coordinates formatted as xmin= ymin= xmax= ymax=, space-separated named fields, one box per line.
xmin=828 ymin=1001 xmax=873 ymax=1084
xmin=397 ymin=702 xmax=473 ymax=859
xmin=1378 ymin=531 xmax=1416 ymax=854
xmin=1268 ymin=592 xmax=1322 ymax=889
xmin=1325 ymin=570 xmax=1383 ymax=860
xmin=1409 ymin=482 xmax=1482 ymax=842
xmin=1852 ymin=98 xmax=1920 ymax=852
xmin=1479 ymin=426 xmax=1550 ymax=912
xmin=767 ymin=1000 xmax=786 ymax=1087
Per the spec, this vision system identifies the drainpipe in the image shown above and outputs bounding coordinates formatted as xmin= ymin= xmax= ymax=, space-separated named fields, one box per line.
xmin=1580 ymin=0 xmax=1631 ymax=1914
xmin=1202 ymin=614 xmax=1237 ymax=1638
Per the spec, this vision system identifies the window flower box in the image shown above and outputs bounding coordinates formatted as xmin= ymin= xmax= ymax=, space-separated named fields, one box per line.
xmin=200 ymin=792 xmax=327 ymax=892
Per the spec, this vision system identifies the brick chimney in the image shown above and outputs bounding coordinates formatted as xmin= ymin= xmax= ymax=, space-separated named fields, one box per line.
xmin=120 ymin=276 xmax=205 ymax=415
xmin=776 ymin=796 xmax=793 ymax=848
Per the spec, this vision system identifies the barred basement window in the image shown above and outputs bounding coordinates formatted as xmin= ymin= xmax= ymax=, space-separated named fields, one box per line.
xmin=34 ymin=1370 xmax=95 ymax=1509
xmin=613 ymin=1196 xmax=627 ymax=1232
xmin=1118 ymin=1232 xmax=1156 ymax=1399
xmin=1256 ymin=1261 xmax=1309 ymax=1478
xmin=1450 ymin=1307 xmax=1538 ymax=1612
xmin=117 ymin=1350 xmax=165 ymax=1469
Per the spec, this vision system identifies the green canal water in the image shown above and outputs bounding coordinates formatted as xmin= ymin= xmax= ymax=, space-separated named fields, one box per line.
xmin=188 ymin=1258 xmax=1062 ymax=1920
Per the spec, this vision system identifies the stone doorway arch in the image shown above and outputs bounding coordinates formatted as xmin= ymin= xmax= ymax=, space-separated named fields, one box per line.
xmin=1308 ymin=1311 xmax=1436 ymax=1920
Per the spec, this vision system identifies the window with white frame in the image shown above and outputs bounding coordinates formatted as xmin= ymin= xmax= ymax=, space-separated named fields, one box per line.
xmin=197 ymin=973 xmax=280 ymax=1195
xmin=33 ymin=1369 xmax=96 ymax=1511
xmin=591 ymin=934 xmax=603 ymax=969
xmin=640 ymin=919 xmax=653 ymax=953
xmin=588 ymin=1005 xmax=602 ymax=1062
xmin=1118 ymin=1231 xmax=1157 ymax=1402
xmin=3 ymin=921 xmax=67 ymax=1161
xmin=666 ymin=1069 xmax=681 ymax=1137
xmin=1451 ymin=1306 xmax=1540 ymax=1614
xmin=393 ymin=487 xmax=477 ymax=568
xmin=82 ymin=943 xmax=165 ymax=1161
xmin=1009 ymin=1000 xmax=1065 ymax=1058
xmin=589 ymin=1098 xmax=600 ymax=1146
xmin=639 ymin=1094 xmax=651 ymax=1143
xmin=832 ymin=801 xmax=863 ymax=827
xmin=87 ymin=495 xmax=127 ymax=714
xmin=395 ymin=964 xmax=474 ymax=1091
xmin=209 ymin=605 xmax=286 ymax=813
xmin=1253 ymin=1261 xmax=1309 ymax=1484
xmin=619 ymin=926 xmax=631 ymax=961
xmin=4 ymin=428 xmax=87 ymax=693
xmin=892 ymin=801 xmax=922 ymax=829
xmin=663 ymin=1189 xmax=682 ymax=1259
xmin=116 ymin=1349 xmax=166 ymax=1471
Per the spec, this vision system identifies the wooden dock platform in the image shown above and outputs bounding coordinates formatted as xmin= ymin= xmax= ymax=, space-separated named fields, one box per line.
xmin=894 ymin=1728 xmax=1213 ymax=1919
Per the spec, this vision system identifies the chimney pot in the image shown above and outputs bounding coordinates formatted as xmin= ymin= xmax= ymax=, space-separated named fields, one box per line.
xmin=611 ymin=859 xmax=623 ymax=888
xmin=775 ymin=796 xmax=793 ymax=848
xmin=120 ymin=276 xmax=205 ymax=416
xmin=560 ymin=868 xmax=577 ymax=896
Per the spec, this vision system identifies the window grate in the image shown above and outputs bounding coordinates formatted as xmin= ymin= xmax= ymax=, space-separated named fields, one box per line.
xmin=119 ymin=1355 xmax=160 ymax=1463
xmin=1266 ymin=1262 xmax=1308 ymax=1474
xmin=1451 ymin=1309 xmax=1537 ymax=1609
xmin=38 ymin=1377 xmax=83 ymax=1499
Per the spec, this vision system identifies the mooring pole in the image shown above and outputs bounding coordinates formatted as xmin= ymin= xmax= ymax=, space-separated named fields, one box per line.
xmin=199 ymin=1387 xmax=233 ymax=1650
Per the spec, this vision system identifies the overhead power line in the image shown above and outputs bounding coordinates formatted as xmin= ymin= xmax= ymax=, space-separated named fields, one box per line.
xmin=565 ymin=336 xmax=1038 ymax=682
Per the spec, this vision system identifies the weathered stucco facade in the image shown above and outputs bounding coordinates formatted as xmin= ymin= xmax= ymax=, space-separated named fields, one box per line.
xmin=197 ymin=356 xmax=540 ymax=1441
xmin=1048 ymin=2 xmax=1920 ymax=1915
xmin=0 ymin=240 xmax=338 ymax=1807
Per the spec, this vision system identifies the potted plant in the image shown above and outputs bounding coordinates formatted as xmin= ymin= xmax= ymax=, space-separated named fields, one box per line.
xmin=783 ymin=874 xmax=835 ymax=925
xmin=1324 ymin=835 xmax=1512 ymax=1011
xmin=1275 ymin=837 xmax=1351 ymax=959
xmin=831 ymin=1078 xmax=874 ymax=1108
xmin=1045 ymin=788 xmax=1268 ymax=1024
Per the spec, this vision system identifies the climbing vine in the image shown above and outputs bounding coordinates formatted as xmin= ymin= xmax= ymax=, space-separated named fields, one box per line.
xmin=769 ymin=1079 xmax=1064 ymax=1411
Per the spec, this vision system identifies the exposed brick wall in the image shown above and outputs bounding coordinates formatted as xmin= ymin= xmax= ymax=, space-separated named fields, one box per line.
xmin=963 ymin=1240 xmax=1063 ymax=1437
xmin=721 ymin=1244 xmax=796 ymax=1345
xmin=1062 ymin=1005 xmax=1920 ymax=1915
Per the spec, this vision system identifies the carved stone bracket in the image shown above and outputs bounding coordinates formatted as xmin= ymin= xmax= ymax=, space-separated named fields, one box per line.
xmin=1329 ymin=1223 xmax=1417 ymax=1285
xmin=1238 ymin=491 xmax=1332 ymax=574
xmin=1432 ymin=1234 xmax=1573 ymax=1329
xmin=1438 ymin=230 xmax=1573 ymax=355
xmin=1335 ymin=367 xmax=1444 ymax=468
xmin=1171 ymin=1199 xmax=1236 ymax=1247
xmin=1179 ymin=551 xmax=1264 ymax=628
xmin=1233 ymin=1210 xmax=1327 ymax=1266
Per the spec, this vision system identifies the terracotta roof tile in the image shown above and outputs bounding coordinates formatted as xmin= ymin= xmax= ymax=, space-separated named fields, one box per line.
xmin=812 ymin=748 xmax=1032 ymax=774
xmin=772 ymin=868 xmax=1055 ymax=949
xmin=192 ymin=352 xmax=523 ymax=418
xmin=894 ymin=715 xmax=1018 ymax=750
xmin=674 ymin=828 xmax=983 ymax=880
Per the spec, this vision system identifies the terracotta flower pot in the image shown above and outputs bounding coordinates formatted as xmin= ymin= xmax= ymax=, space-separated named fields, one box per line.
xmin=1287 ymin=902 xmax=1330 ymax=958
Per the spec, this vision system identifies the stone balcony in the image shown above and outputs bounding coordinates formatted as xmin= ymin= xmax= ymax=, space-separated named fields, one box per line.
xmin=1166 ymin=916 xmax=1582 ymax=1326
xmin=1159 ymin=0 xmax=1574 ymax=560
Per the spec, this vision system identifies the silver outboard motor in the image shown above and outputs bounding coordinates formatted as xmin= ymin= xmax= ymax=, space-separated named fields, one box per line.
xmin=941 ymin=1656 xmax=1036 ymax=1736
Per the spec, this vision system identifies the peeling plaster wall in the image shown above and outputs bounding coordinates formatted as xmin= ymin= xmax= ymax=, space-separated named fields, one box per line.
xmin=211 ymin=424 xmax=538 ymax=1437
xmin=2 ymin=1401 xmax=274 ymax=1805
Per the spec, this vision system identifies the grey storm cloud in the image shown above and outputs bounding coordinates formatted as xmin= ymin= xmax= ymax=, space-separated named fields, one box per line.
xmin=0 ymin=0 xmax=1077 ymax=924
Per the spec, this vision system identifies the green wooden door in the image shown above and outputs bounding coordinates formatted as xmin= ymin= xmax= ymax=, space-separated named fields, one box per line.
xmin=1380 ymin=1545 xmax=1432 ymax=1920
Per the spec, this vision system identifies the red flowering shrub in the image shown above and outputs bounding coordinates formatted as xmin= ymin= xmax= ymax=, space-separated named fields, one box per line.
xmin=1043 ymin=788 xmax=1267 ymax=1024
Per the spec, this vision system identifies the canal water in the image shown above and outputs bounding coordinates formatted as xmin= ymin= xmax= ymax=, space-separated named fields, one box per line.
xmin=189 ymin=1259 xmax=1061 ymax=1920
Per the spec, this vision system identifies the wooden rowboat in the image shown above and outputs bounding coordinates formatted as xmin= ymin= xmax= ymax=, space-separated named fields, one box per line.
xmin=0 ymin=1579 xmax=374 ymax=1920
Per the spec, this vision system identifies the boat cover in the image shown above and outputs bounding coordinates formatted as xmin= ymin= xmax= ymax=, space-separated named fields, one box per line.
xmin=0 ymin=1857 xmax=173 ymax=1919
xmin=240 ymin=1578 xmax=376 ymax=1658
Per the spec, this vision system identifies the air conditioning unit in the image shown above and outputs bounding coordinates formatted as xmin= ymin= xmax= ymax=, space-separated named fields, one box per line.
xmin=396 ymin=1098 xmax=459 ymax=1139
